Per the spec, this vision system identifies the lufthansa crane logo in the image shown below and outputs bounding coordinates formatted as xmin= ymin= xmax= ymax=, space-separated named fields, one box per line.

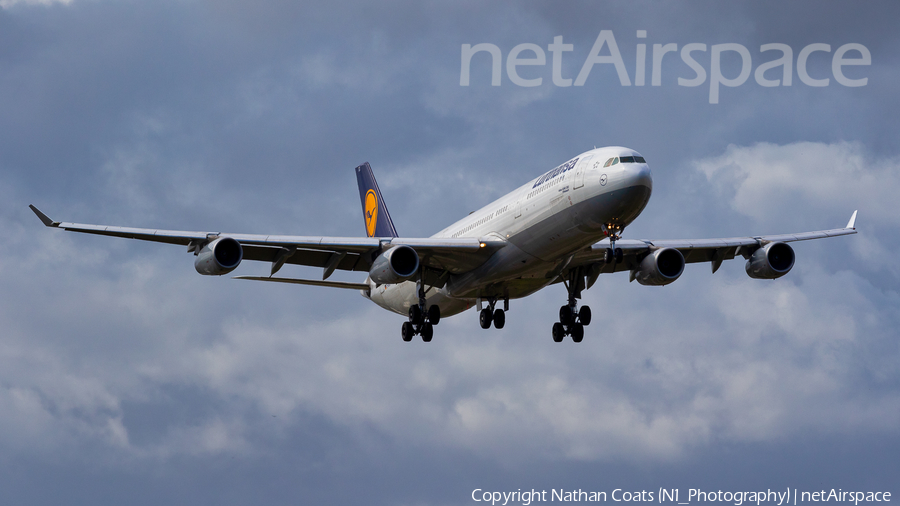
xmin=365 ymin=189 xmax=378 ymax=237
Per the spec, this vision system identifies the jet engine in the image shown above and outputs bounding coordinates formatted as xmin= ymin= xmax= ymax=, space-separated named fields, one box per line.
xmin=632 ymin=247 xmax=685 ymax=286
xmin=745 ymin=242 xmax=794 ymax=279
xmin=194 ymin=237 xmax=243 ymax=275
xmin=369 ymin=245 xmax=419 ymax=285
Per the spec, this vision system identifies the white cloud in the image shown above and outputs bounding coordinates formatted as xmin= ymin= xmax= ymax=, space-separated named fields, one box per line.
xmin=695 ymin=141 xmax=900 ymax=227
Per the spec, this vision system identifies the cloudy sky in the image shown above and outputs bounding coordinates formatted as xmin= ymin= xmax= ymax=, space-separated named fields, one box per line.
xmin=1 ymin=1 xmax=898 ymax=504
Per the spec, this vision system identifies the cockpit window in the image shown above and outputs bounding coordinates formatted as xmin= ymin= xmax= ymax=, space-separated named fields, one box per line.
xmin=617 ymin=156 xmax=647 ymax=164
xmin=603 ymin=157 xmax=614 ymax=167
xmin=612 ymin=157 xmax=619 ymax=165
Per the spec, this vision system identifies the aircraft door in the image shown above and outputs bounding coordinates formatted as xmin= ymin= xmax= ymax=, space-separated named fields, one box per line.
xmin=515 ymin=200 xmax=522 ymax=218
xmin=573 ymin=155 xmax=592 ymax=189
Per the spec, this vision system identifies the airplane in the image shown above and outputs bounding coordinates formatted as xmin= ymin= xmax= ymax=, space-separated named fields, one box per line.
xmin=30 ymin=146 xmax=858 ymax=343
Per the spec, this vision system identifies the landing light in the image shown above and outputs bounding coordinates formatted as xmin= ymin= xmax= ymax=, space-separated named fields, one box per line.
xmin=480 ymin=242 xmax=486 ymax=248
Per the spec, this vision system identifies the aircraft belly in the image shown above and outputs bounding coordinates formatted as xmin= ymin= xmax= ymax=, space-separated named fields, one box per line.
xmin=448 ymin=277 xmax=554 ymax=300
xmin=367 ymin=280 xmax=472 ymax=318
xmin=444 ymin=242 xmax=546 ymax=298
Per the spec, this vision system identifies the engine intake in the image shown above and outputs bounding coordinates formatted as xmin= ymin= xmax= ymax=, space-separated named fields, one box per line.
xmin=194 ymin=237 xmax=243 ymax=276
xmin=632 ymin=247 xmax=685 ymax=286
xmin=369 ymin=245 xmax=419 ymax=285
xmin=746 ymin=242 xmax=794 ymax=279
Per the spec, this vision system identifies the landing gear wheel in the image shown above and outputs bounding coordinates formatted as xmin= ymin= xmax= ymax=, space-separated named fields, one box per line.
xmin=552 ymin=322 xmax=565 ymax=342
xmin=493 ymin=309 xmax=505 ymax=329
xmin=604 ymin=248 xmax=614 ymax=264
xmin=408 ymin=305 xmax=422 ymax=324
xmin=604 ymin=247 xmax=624 ymax=263
xmin=579 ymin=306 xmax=592 ymax=326
xmin=570 ymin=323 xmax=584 ymax=343
xmin=559 ymin=305 xmax=574 ymax=326
xmin=428 ymin=305 xmax=441 ymax=325
xmin=401 ymin=321 xmax=414 ymax=342
xmin=479 ymin=308 xmax=493 ymax=329
xmin=421 ymin=322 xmax=433 ymax=342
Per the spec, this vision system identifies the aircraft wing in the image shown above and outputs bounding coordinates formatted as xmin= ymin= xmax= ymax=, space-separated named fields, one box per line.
xmin=29 ymin=205 xmax=506 ymax=282
xmin=568 ymin=211 xmax=858 ymax=281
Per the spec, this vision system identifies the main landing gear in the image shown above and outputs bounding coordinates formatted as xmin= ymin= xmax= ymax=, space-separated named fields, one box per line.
xmin=478 ymin=296 xmax=508 ymax=330
xmin=552 ymin=223 xmax=624 ymax=342
xmin=402 ymin=304 xmax=441 ymax=342
xmin=552 ymin=268 xmax=592 ymax=343
xmin=401 ymin=279 xmax=441 ymax=342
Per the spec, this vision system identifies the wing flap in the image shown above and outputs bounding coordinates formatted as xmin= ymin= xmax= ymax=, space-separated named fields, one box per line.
xmin=241 ymin=245 xmax=369 ymax=272
xmin=233 ymin=276 xmax=370 ymax=290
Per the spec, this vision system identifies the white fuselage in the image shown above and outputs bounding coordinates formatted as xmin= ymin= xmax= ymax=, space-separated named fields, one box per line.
xmin=365 ymin=147 xmax=653 ymax=317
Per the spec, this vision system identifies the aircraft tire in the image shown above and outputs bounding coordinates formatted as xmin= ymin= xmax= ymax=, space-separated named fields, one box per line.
xmin=493 ymin=309 xmax=505 ymax=329
xmin=615 ymin=248 xmax=623 ymax=263
xmin=409 ymin=305 xmax=423 ymax=324
xmin=604 ymin=248 xmax=614 ymax=264
xmin=571 ymin=323 xmax=584 ymax=343
xmin=552 ymin=322 xmax=565 ymax=342
xmin=428 ymin=305 xmax=441 ymax=325
xmin=479 ymin=308 xmax=493 ymax=329
xmin=421 ymin=322 xmax=433 ymax=342
xmin=579 ymin=306 xmax=592 ymax=326
xmin=401 ymin=321 xmax=414 ymax=342
xmin=559 ymin=305 xmax=573 ymax=326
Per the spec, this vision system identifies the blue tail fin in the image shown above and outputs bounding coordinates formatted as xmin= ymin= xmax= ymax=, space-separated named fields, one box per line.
xmin=355 ymin=162 xmax=399 ymax=238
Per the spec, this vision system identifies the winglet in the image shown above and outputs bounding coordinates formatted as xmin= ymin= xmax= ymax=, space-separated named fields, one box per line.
xmin=29 ymin=205 xmax=60 ymax=227
xmin=846 ymin=210 xmax=858 ymax=230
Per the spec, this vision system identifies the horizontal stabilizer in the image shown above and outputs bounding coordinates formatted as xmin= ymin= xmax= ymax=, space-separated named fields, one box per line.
xmin=233 ymin=276 xmax=370 ymax=290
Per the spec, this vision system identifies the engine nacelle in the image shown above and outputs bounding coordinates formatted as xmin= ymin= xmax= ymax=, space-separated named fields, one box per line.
xmin=194 ymin=237 xmax=243 ymax=276
xmin=369 ymin=245 xmax=419 ymax=285
xmin=745 ymin=242 xmax=794 ymax=279
xmin=633 ymin=247 xmax=685 ymax=286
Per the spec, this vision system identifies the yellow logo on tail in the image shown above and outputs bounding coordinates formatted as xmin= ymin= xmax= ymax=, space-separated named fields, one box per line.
xmin=365 ymin=189 xmax=378 ymax=237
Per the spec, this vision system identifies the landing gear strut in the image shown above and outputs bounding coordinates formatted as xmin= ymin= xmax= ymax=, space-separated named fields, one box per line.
xmin=401 ymin=278 xmax=441 ymax=342
xmin=603 ymin=222 xmax=624 ymax=265
xmin=478 ymin=296 xmax=508 ymax=330
xmin=553 ymin=267 xmax=592 ymax=343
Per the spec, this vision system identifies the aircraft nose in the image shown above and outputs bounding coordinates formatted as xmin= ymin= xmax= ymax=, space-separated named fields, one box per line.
xmin=625 ymin=162 xmax=653 ymax=190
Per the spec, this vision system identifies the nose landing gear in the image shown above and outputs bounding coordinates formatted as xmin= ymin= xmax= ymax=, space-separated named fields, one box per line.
xmin=602 ymin=222 xmax=624 ymax=264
